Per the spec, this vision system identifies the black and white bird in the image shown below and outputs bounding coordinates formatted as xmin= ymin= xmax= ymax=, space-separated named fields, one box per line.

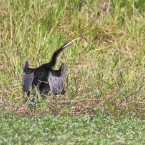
xmin=22 ymin=38 xmax=79 ymax=99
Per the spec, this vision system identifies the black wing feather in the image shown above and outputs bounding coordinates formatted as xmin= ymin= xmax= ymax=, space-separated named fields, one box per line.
xmin=22 ymin=61 xmax=35 ymax=93
xmin=22 ymin=72 xmax=34 ymax=92
xmin=48 ymin=63 xmax=68 ymax=95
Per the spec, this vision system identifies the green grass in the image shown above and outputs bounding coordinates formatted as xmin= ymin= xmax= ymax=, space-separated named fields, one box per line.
xmin=1 ymin=108 xmax=145 ymax=144
xmin=1 ymin=0 xmax=145 ymax=144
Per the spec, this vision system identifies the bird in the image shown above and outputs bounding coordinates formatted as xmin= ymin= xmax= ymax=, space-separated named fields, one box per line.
xmin=22 ymin=38 xmax=79 ymax=99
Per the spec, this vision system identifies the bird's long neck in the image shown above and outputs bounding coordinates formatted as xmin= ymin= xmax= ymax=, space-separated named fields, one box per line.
xmin=49 ymin=40 xmax=74 ymax=68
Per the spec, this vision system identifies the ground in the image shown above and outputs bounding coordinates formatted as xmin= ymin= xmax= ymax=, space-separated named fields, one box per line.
xmin=0 ymin=0 xmax=145 ymax=144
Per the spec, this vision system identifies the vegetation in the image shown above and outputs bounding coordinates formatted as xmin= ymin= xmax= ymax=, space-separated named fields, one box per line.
xmin=1 ymin=0 xmax=145 ymax=144
xmin=1 ymin=108 xmax=145 ymax=144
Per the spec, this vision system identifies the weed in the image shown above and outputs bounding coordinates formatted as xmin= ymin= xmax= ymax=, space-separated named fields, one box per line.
xmin=0 ymin=0 xmax=145 ymax=119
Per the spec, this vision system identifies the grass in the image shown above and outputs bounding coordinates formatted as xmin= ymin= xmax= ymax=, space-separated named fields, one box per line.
xmin=1 ymin=107 xmax=145 ymax=144
xmin=1 ymin=0 xmax=145 ymax=144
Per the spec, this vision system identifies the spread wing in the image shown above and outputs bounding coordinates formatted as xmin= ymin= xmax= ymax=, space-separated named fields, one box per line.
xmin=48 ymin=63 xmax=68 ymax=95
xmin=22 ymin=61 xmax=35 ymax=93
